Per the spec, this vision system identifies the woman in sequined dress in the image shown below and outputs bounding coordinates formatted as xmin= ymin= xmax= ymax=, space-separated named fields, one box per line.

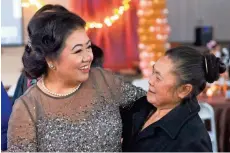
xmin=7 ymin=5 xmax=146 ymax=152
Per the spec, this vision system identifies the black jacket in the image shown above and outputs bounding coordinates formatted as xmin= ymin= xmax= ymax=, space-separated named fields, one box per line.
xmin=121 ymin=96 xmax=213 ymax=152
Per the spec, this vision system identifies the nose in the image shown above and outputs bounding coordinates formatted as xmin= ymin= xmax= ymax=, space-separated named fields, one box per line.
xmin=82 ymin=53 xmax=93 ymax=62
xmin=148 ymin=74 xmax=155 ymax=87
xmin=83 ymin=56 xmax=90 ymax=62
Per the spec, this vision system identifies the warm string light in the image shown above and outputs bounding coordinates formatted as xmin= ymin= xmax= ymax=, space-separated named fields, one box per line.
xmin=86 ymin=0 xmax=131 ymax=30
xmin=22 ymin=0 xmax=131 ymax=30
xmin=137 ymin=0 xmax=170 ymax=78
xmin=22 ymin=0 xmax=43 ymax=9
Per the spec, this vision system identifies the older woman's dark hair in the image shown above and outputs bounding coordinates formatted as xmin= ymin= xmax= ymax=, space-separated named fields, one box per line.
xmin=165 ymin=46 xmax=226 ymax=98
xmin=22 ymin=10 xmax=86 ymax=79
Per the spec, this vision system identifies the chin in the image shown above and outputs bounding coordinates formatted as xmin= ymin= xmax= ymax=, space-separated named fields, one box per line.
xmin=147 ymin=92 xmax=157 ymax=105
xmin=78 ymin=73 xmax=90 ymax=82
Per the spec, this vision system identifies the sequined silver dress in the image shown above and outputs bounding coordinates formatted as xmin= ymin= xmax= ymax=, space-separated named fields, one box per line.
xmin=8 ymin=68 xmax=146 ymax=152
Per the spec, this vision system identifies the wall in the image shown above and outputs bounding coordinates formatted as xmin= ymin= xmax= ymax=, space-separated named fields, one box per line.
xmin=167 ymin=0 xmax=230 ymax=42
xmin=1 ymin=0 xmax=70 ymax=86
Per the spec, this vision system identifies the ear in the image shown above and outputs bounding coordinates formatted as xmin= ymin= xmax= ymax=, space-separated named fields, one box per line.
xmin=45 ymin=57 xmax=52 ymax=64
xmin=177 ymin=84 xmax=193 ymax=99
xmin=45 ymin=57 xmax=57 ymax=70
xmin=45 ymin=57 xmax=56 ymax=65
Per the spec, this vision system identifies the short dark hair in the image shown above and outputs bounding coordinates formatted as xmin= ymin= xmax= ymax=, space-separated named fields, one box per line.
xmin=22 ymin=6 xmax=86 ymax=79
xmin=165 ymin=46 xmax=226 ymax=97
xmin=33 ymin=4 xmax=69 ymax=17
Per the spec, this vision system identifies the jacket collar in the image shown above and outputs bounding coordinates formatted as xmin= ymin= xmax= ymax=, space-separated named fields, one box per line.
xmin=132 ymin=97 xmax=155 ymax=136
xmin=132 ymin=97 xmax=200 ymax=140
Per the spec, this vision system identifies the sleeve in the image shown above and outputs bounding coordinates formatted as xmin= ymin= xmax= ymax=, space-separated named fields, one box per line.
xmin=7 ymin=98 xmax=37 ymax=152
xmin=179 ymin=139 xmax=213 ymax=152
xmin=115 ymin=76 xmax=146 ymax=107
xmin=96 ymin=68 xmax=146 ymax=107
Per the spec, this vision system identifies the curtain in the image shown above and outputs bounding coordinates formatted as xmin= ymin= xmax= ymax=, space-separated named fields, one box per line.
xmin=70 ymin=0 xmax=139 ymax=71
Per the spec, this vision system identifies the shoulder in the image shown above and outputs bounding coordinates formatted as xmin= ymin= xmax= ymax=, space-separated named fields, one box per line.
xmin=89 ymin=67 xmax=123 ymax=85
xmin=14 ymin=85 xmax=41 ymax=108
xmin=90 ymin=67 xmax=117 ymax=78
xmin=180 ymin=114 xmax=209 ymax=137
xmin=130 ymin=96 xmax=150 ymax=111
xmin=120 ymin=96 xmax=150 ymax=119
xmin=176 ymin=115 xmax=212 ymax=150
xmin=19 ymin=84 xmax=39 ymax=99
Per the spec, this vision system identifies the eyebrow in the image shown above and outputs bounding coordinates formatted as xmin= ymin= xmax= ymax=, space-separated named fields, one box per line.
xmin=153 ymin=65 xmax=163 ymax=79
xmin=71 ymin=40 xmax=91 ymax=50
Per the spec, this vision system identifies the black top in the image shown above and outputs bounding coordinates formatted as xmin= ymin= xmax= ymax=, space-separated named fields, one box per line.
xmin=121 ymin=96 xmax=213 ymax=152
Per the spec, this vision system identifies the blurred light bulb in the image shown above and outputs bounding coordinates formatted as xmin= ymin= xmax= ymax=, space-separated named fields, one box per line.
xmin=110 ymin=15 xmax=119 ymax=21
xmin=96 ymin=23 xmax=103 ymax=28
xmin=165 ymin=43 xmax=171 ymax=49
xmin=22 ymin=2 xmax=30 ymax=7
xmin=138 ymin=43 xmax=145 ymax=49
xmin=163 ymin=8 xmax=169 ymax=14
xmin=124 ymin=4 xmax=130 ymax=10
xmin=156 ymin=18 xmax=162 ymax=24
xmin=89 ymin=23 xmax=95 ymax=28
xmin=156 ymin=34 xmax=162 ymax=40
xmin=104 ymin=17 xmax=112 ymax=26
xmin=206 ymin=88 xmax=213 ymax=97
xmin=140 ymin=0 xmax=147 ymax=7
xmin=137 ymin=10 xmax=144 ymax=16
xmin=149 ymin=26 xmax=155 ymax=32
xmin=150 ymin=60 xmax=155 ymax=66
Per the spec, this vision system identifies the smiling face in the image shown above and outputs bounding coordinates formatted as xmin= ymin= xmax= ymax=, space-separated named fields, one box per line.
xmin=49 ymin=28 xmax=93 ymax=84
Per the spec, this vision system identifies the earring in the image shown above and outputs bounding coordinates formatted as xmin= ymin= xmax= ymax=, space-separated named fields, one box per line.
xmin=48 ymin=63 xmax=56 ymax=70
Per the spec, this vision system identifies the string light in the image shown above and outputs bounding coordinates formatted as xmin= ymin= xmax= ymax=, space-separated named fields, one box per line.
xmin=86 ymin=0 xmax=131 ymax=29
xmin=21 ymin=0 xmax=131 ymax=30
xmin=21 ymin=0 xmax=43 ymax=9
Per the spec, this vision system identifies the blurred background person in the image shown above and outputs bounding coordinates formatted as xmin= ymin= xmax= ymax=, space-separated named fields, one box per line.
xmin=1 ymin=82 xmax=12 ymax=151
xmin=91 ymin=43 xmax=104 ymax=68
xmin=207 ymin=40 xmax=222 ymax=58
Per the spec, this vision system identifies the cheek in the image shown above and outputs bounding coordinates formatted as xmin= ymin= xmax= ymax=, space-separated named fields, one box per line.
xmin=89 ymin=52 xmax=94 ymax=61
xmin=60 ymin=56 xmax=82 ymax=69
xmin=156 ymin=83 xmax=173 ymax=99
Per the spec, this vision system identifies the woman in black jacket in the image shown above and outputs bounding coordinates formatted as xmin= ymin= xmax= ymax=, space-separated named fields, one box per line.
xmin=122 ymin=46 xmax=226 ymax=152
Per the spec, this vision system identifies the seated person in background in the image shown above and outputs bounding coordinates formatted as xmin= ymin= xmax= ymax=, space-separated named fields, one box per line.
xmin=1 ymin=82 xmax=12 ymax=151
xmin=207 ymin=40 xmax=221 ymax=58
xmin=122 ymin=46 xmax=226 ymax=152
xmin=91 ymin=43 xmax=104 ymax=68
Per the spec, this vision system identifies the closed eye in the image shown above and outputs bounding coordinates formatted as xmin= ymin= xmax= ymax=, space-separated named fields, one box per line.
xmin=73 ymin=49 xmax=82 ymax=54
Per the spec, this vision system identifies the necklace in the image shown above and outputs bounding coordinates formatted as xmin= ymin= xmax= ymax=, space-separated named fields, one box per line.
xmin=41 ymin=77 xmax=81 ymax=97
